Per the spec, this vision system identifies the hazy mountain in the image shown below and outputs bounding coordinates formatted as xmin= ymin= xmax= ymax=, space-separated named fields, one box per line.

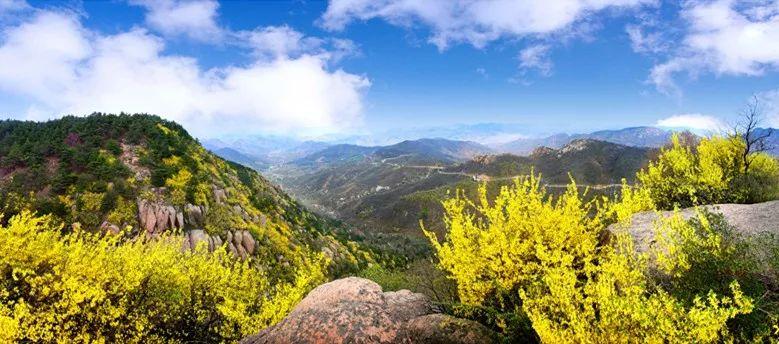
xmin=374 ymin=138 xmax=494 ymax=164
xmin=292 ymin=144 xmax=378 ymax=168
xmin=292 ymin=138 xmax=493 ymax=170
xmin=498 ymin=126 xmax=675 ymax=155
xmin=210 ymin=147 xmax=269 ymax=170
xmin=203 ymin=136 xmax=331 ymax=165
xmin=584 ymin=127 xmax=673 ymax=148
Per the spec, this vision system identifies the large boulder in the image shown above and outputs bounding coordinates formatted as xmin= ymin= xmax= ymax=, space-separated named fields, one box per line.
xmin=240 ymin=277 xmax=498 ymax=344
xmin=608 ymin=200 xmax=779 ymax=252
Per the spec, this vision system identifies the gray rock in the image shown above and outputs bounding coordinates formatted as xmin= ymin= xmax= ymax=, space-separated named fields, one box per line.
xmin=609 ymin=200 xmax=779 ymax=252
xmin=188 ymin=229 xmax=208 ymax=251
xmin=236 ymin=243 xmax=247 ymax=260
xmin=214 ymin=187 xmax=227 ymax=203
xmin=166 ymin=206 xmax=176 ymax=229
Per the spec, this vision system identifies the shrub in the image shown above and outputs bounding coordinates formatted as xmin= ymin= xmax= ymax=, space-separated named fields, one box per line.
xmin=653 ymin=209 xmax=779 ymax=340
xmin=0 ymin=211 xmax=327 ymax=343
xmin=426 ymin=175 xmax=752 ymax=342
xmin=638 ymin=134 xmax=779 ymax=209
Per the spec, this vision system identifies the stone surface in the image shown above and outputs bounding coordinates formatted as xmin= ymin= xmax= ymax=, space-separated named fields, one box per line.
xmin=99 ymin=221 xmax=121 ymax=235
xmin=182 ymin=229 xmax=258 ymax=260
xmin=403 ymin=314 xmax=501 ymax=344
xmin=137 ymin=199 xmax=185 ymax=235
xmin=608 ymin=200 xmax=779 ymax=252
xmin=240 ymin=277 xmax=499 ymax=344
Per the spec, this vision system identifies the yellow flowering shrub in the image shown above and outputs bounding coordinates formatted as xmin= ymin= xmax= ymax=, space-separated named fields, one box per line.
xmin=427 ymin=175 xmax=753 ymax=342
xmin=0 ymin=211 xmax=327 ymax=343
xmin=638 ymin=134 xmax=779 ymax=209
xmin=425 ymin=175 xmax=603 ymax=308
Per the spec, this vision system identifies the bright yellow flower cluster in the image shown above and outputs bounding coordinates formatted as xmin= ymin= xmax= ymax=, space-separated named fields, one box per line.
xmin=0 ymin=212 xmax=327 ymax=343
xmin=638 ymin=135 xmax=779 ymax=209
xmin=427 ymin=174 xmax=753 ymax=343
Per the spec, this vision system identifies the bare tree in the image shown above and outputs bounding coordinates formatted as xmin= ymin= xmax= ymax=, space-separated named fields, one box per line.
xmin=734 ymin=96 xmax=774 ymax=174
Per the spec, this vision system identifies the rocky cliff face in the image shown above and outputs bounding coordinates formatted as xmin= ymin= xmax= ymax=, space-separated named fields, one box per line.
xmin=240 ymin=277 xmax=499 ymax=344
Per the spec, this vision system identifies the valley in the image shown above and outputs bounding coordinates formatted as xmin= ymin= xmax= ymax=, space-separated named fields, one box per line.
xmin=211 ymin=135 xmax=658 ymax=245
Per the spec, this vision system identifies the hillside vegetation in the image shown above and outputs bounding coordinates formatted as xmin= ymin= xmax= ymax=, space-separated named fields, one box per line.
xmin=0 ymin=114 xmax=382 ymax=342
xmin=415 ymin=133 xmax=779 ymax=342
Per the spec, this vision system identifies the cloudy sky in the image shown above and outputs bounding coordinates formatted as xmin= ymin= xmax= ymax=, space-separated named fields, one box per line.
xmin=0 ymin=0 xmax=778 ymax=138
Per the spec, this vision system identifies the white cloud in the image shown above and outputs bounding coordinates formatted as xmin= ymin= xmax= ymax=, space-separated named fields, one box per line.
xmin=655 ymin=113 xmax=728 ymax=132
xmin=129 ymin=0 xmax=223 ymax=42
xmin=0 ymin=10 xmax=370 ymax=137
xmin=320 ymin=0 xmax=654 ymax=50
xmin=518 ymin=44 xmax=553 ymax=76
xmin=626 ymin=23 xmax=667 ymax=54
xmin=650 ymin=0 xmax=779 ymax=93
xmin=242 ymin=25 xmax=321 ymax=59
xmin=240 ymin=25 xmax=358 ymax=63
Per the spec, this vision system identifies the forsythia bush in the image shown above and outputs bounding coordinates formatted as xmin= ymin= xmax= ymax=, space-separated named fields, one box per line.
xmin=638 ymin=134 xmax=779 ymax=209
xmin=427 ymin=175 xmax=753 ymax=343
xmin=0 ymin=212 xmax=327 ymax=343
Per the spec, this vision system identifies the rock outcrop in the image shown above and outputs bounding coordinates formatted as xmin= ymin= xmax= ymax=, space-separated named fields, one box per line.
xmin=181 ymin=229 xmax=259 ymax=259
xmin=137 ymin=199 xmax=185 ymax=235
xmin=240 ymin=277 xmax=498 ymax=344
xmin=609 ymin=200 xmax=779 ymax=252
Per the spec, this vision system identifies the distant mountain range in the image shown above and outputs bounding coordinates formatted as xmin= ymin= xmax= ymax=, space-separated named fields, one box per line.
xmin=498 ymin=126 xmax=675 ymax=155
xmin=203 ymin=125 xmax=715 ymax=167
xmin=293 ymin=138 xmax=493 ymax=169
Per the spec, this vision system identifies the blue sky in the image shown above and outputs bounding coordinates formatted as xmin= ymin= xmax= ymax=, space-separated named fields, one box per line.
xmin=1 ymin=0 xmax=778 ymax=140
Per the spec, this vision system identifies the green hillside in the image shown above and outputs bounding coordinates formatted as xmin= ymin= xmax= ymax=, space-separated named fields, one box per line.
xmin=0 ymin=114 xmax=376 ymax=276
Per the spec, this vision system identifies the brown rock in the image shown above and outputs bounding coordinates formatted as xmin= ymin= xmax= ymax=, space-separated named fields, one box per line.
xmin=232 ymin=230 xmax=244 ymax=248
xmin=143 ymin=207 xmax=156 ymax=234
xmin=227 ymin=242 xmax=238 ymax=257
xmin=99 ymin=221 xmax=121 ymax=235
xmin=239 ymin=278 xmax=498 ymax=344
xmin=241 ymin=230 xmax=256 ymax=255
xmin=176 ymin=211 xmax=184 ymax=229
